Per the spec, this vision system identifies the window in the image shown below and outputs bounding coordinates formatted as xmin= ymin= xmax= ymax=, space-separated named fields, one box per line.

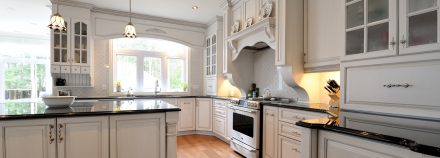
xmin=112 ymin=38 xmax=189 ymax=93
xmin=0 ymin=0 xmax=52 ymax=103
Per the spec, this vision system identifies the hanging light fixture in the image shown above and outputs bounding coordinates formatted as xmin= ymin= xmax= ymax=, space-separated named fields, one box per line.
xmin=48 ymin=0 xmax=66 ymax=31
xmin=123 ymin=0 xmax=136 ymax=38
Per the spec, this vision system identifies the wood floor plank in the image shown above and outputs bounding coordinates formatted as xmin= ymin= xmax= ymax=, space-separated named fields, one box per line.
xmin=177 ymin=135 xmax=243 ymax=158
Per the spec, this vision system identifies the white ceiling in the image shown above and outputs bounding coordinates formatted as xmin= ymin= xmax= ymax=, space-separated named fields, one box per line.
xmin=0 ymin=0 xmax=52 ymax=37
xmin=68 ymin=0 xmax=224 ymax=24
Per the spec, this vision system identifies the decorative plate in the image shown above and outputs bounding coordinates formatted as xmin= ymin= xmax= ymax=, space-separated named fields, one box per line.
xmin=259 ymin=0 xmax=273 ymax=19
xmin=232 ymin=20 xmax=241 ymax=33
xmin=246 ymin=17 xmax=254 ymax=28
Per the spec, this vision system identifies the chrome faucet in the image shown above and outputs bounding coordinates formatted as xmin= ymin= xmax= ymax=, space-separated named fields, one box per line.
xmin=154 ymin=80 xmax=161 ymax=96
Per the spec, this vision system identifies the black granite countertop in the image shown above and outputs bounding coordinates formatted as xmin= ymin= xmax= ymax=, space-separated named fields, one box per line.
xmin=75 ymin=95 xmax=235 ymax=101
xmin=296 ymin=117 xmax=440 ymax=157
xmin=0 ymin=99 xmax=180 ymax=120
xmin=262 ymin=102 xmax=329 ymax=114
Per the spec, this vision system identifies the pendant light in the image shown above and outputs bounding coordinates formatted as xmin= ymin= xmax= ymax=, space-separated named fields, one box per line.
xmin=48 ymin=0 xmax=66 ymax=31
xmin=123 ymin=0 xmax=136 ymax=38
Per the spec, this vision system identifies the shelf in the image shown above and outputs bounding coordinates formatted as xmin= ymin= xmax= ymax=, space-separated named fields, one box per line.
xmin=55 ymin=86 xmax=93 ymax=88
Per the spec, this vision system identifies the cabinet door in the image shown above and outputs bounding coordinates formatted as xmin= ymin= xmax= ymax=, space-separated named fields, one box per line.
xmin=344 ymin=0 xmax=398 ymax=61
xmin=177 ymin=98 xmax=196 ymax=131
xmin=279 ymin=136 xmax=302 ymax=158
xmin=399 ymin=0 xmax=440 ymax=55
xmin=110 ymin=114 xmax=166 ymax=158
xmin=213 ymin=115 xmax=227 ymax=138
xmin=52 ymin=19 xmax=70 ymax=65
xmin=0 ymin=119 xmax=56 ymax=158
xmin=57 ymin=116 xmax=109 ymax=158
xmin=263 ymin=106 xmax=278 ymax=158
xmin=206 ymin=38 xmax=211 ymax=76
xmin=196 ymin=98 xmax=212 ymax=131
xmin=71 ymin=20 xmax=89 ymax=66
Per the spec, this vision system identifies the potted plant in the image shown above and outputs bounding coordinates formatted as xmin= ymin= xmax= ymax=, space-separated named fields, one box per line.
xmin=180 ymin=82 xmax=188 ymax=92
xmin=115 ymin=80 xmax=122 ymax=92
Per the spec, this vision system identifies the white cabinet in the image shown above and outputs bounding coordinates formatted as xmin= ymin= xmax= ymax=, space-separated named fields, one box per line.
xmin=204 ymin=18 xmax=224 ymax=96
xmin=160 ymin=98 xmax=177 ymax=105
xmin=110 ymin=114 xmax=166 ymax=158
xmin=279 ymin=136 xmax=302 ymax=158
xmin=212 ymin=99 xmax=229 ymax=140
xmin=177 ymin=98 xmax=196 ymax=131
xmin=263 ymin=106 xmax=278 ymax=158
xmin=57 ymin=116 xmax=109 ymax=158
xmin=196 ymin=98 xmax=212 ymax=131
xmin=304 ymin=0 xmax=344 ymax=72
xmin=318 ymin=130 xmax=415 ymax=158
xmin=399 ymin=0 xmax=440 ymax=55
xmin=344 ymin=0 xmax=398 ymax=61
xmin=0 ymin=119 xmax=56 ymax=158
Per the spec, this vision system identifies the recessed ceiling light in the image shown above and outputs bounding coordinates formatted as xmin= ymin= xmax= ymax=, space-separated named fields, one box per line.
xmin=192 ymin=5 xmax=199 ymax=10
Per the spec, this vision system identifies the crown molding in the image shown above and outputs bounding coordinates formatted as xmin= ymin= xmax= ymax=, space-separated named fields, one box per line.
xmin=220 ymin=0 xmax=231 ymax=9
xmin=92 ymin=8 xmax=207 ymax=28
xmin=207 ymin=16 xmax=224 ymax=26
xmin=52 ymin=0 xmax=208 ymax=28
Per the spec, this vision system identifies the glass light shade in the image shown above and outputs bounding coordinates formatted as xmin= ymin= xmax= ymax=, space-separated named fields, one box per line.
xmin=48 ymin=13 xmax=66 ymax=31
xmin=123 ymin=22 xmax=137 ymax=38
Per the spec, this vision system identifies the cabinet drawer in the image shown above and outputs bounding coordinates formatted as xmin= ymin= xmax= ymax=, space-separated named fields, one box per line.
xmin=81 ymin=67 xmax=90 ymax=74
xmin=60 ymin=66 xmax=71 ymax=73
xmin=51 ymin=65 xmax=61 ymax=73
xmin=279 ymin=108 xmax=327 ymax=124
xmin=213 ymin=106 xmax=227 ymax=117
xmin=279 ymin=122 xmax=302 ymax=141
xmin=71 ymin=66 xmax=81 ymax=74
xmin=345 ymin=60 xmax=440 ymax=108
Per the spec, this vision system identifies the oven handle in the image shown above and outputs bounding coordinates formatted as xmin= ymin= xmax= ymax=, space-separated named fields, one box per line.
xmin=230 ymin=106 xmax=258 ymax=113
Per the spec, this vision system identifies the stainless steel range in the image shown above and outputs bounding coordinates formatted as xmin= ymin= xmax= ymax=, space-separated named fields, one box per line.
xmin=229 ymin=99 xmax=262 ymax=158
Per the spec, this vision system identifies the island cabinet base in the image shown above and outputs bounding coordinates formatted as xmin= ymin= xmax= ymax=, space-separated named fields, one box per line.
xmin=0 ymin=112 xmax=179 ymax=158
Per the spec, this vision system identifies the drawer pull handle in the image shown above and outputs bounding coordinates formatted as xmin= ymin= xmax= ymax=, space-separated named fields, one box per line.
xmin=291 ymin=131 xmax=301 ymax=135
xmin=383 ymin=83 xmax=412 ymax=88
xmin=291 ymin=148 xmax=300 ymax=152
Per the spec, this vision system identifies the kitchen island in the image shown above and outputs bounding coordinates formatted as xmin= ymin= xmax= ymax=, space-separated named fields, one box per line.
xmin=0 ymin=99 xmax=180 ymax=158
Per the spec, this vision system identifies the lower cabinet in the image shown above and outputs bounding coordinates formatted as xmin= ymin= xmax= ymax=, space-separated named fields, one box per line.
xmin=212 ymin=99 xmax=229 ymax=141
xmin=177 ymin=98 xmax=196 ymax=131
xmin=57 ymin=116 xmax=109 ymax=158
xmin=263 ymin=106 xmax=278 ymax=158
xmin=318 ymin=130 xmax=427 ymax=158
xmin=279 ymin=136 xmax=302 ymax=158
xmin=196 ymin=98 xmax=212 ymax=131
xmin=110 ymin=114 xmax=166 ymax=158
xmin=213 ymin=115 xmax=227 ymax=137
xmin=0 ymin=119 xmax=56 ymax=158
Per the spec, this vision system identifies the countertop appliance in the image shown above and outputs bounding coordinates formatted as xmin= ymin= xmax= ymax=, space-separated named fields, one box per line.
xmin=229 ymin=99 xmax=262 ymax=158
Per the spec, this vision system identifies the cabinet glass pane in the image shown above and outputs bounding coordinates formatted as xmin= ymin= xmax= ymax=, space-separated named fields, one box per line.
xmin=54 ymin=34 xmax=60 ymax=48
xmin=61 ymin=49 xmax=68 ymax=62
xmin=81 ymin=23 xmax=87 ymax=35
xmin=75 ymin=22 xmax=80 ymax=35
xmin=75 ymin=36 xmax=80 ymax=49
xmin=346 ymin=29 xmax=364 ymax=55
xmin=368 ymin=0 xmax=388 ymax=23
xmin=367 ymin=23 xmax=389 ymax=52
xmin=81 ymin=51 xmax=87 ymax=63
xmin=212 ymin=65 xmax=216 ymax=74
xmin=212 ymin=54 xmax=216 ymax=65
xmin=61 ymin=34 xmax=67 ymax=48
xmin=81 ymin=36 xmax=87 ymax=49
xmin=74 ymin=50 xmax=81 ymax=63
xmin=346 ymin=0 xmax=364 ymax=28
xmin=212 ymin=35 xmax=216 ymax=44
xmin=409 ymin=0 xmax=437 ymax=13
xmin=54 ymin=49 xmax=60 ymax=62
xmin=408 ymin=11 xmax=438 ymax=46
xmin=207 ymin=39 xmax=210 ymax=46
xmin=212 ymin=45 xmax=216 ymax=55
xmin=347 ymin=0 xmax=354 ymax=2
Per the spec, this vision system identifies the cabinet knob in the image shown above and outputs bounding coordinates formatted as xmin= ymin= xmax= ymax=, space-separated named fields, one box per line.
xmin=400 ymin=35 xmax=407 ymax=47
xmin=49 ymin=125 xmax=55 ymax=144
xmin=58 ymin=124 xmax=64 ymax=143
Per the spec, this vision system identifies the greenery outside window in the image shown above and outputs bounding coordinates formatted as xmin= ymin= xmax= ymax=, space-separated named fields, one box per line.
xmin=112 ymin=38 xmax=189 ymax=94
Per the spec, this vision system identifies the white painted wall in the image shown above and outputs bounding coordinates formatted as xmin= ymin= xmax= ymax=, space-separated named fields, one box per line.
xmin=60 ymin=8 xmax=206 ymax=97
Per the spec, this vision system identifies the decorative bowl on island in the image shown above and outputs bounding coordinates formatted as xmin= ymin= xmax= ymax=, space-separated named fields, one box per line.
xmin=42 ymin=96 xmax=76 ymax=108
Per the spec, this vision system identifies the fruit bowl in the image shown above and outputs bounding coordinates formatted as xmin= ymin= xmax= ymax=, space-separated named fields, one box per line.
xmin=42 ymin=96 xmax=76 ymax=108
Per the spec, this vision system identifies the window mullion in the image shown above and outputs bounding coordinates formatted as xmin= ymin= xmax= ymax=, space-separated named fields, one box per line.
xmin=137 ymin=54 xmax=144 ymax=91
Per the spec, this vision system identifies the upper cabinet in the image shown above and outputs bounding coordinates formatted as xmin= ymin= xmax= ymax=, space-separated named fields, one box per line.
xmin=304 ymin=0 xmax=345 ymax=72
xmin=206 ymin=35 xmax=217 ymax=76
xmin=399 ymin=0 xmax=440 ymax=55
xmin=344 ymin=0 xmax=398 ymax=61
xmin=204 ymin=18 xmax=224 ymax=96
xmin=344 ymin=0 xmax=440 ymax=61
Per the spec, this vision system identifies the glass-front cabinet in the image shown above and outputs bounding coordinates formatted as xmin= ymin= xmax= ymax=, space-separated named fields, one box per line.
xmin=344 ymin=0 xmax=398 ymax=60
xmin=205 ymin=34 xmax=217 ymax=76
xmin=399 ymin=0 xmax=440 ymax=54
xmin=51 ymin=19 xmax=90 ymax=66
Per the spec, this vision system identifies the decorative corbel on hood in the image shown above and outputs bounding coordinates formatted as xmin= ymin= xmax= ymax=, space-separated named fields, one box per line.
xmin=227 ymin=18 xmax=276 ymax=61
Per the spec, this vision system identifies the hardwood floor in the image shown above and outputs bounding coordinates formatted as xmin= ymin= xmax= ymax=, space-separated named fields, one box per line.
xmin=177 ymin=135 xmax=243 ymax=158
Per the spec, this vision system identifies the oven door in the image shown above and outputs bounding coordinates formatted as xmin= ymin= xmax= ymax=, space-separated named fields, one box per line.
xmin=230 ymin=106 xmax=260 ymax=149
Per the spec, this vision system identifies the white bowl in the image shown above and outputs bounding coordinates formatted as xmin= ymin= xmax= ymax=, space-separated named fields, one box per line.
xmin=42 ymin=96 xmax=76 ymax=108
